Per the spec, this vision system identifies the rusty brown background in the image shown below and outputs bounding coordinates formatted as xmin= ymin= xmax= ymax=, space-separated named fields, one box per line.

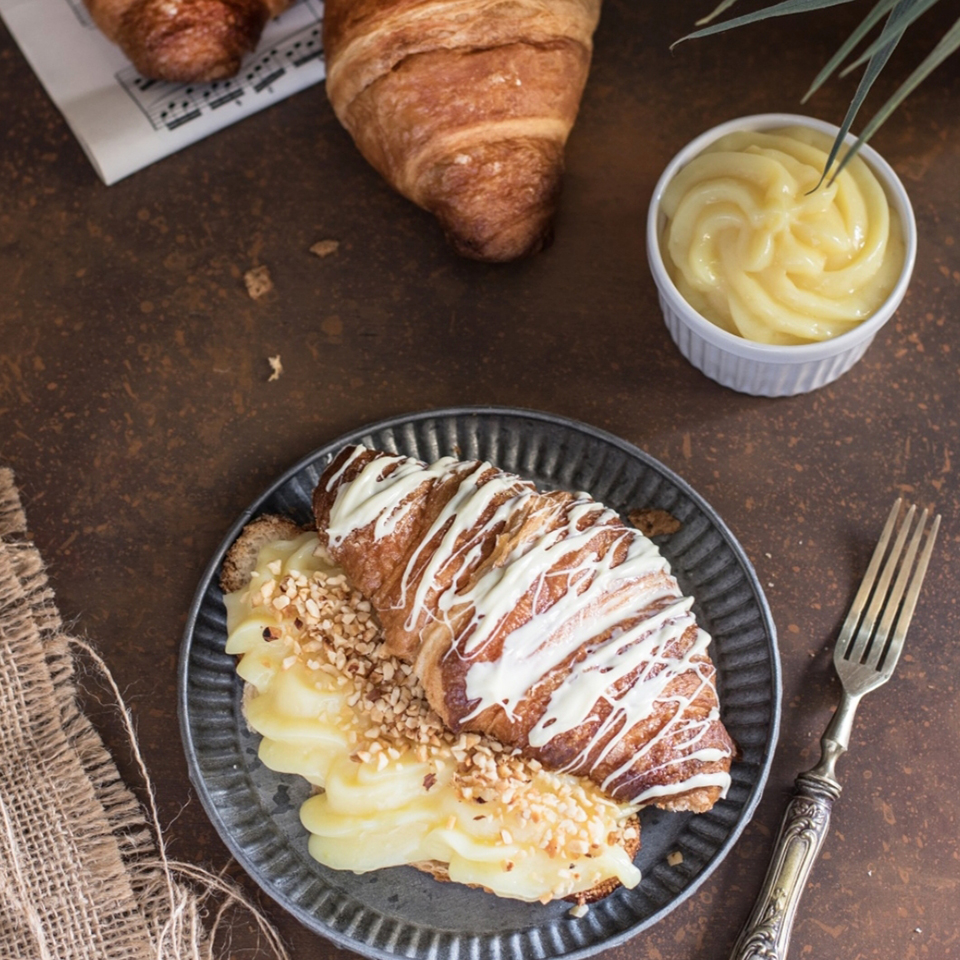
xmin=1 ymin=2 xmax=958 ymax=958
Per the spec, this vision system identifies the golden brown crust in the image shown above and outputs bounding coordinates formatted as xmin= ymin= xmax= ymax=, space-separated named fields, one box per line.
xmin=628 ymin=508 xmax=682 ymax=538
xmin=321 ymin=0 xmax=602 ymax=261
xmin=219 ymin=514 xmax=305 ymax=594
xmin=84 ymin=0 xmax=290 ymax=81
xmin=323 ymin=0 xmax=602 ymax=118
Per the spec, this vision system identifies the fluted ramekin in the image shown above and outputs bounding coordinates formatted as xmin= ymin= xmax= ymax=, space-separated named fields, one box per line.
xmin=647 ymin=113 xmax=917 ymax=397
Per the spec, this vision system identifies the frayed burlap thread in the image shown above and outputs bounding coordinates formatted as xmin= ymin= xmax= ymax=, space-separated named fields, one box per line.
xmin=0 ymin=469 xmax=289 ymax=960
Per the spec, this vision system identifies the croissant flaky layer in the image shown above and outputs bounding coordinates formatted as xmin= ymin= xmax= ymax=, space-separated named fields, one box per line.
xmin=322 ymin=0 xmax=603 ymax=261
xmin=84 ymin=0 xmax=290 ymax=81
xmin=313 ymin=445 xmax=738 ymax=812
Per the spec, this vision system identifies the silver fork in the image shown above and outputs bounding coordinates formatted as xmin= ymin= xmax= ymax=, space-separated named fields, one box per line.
xmin=730 ymin=499 xmax=941 ymax=960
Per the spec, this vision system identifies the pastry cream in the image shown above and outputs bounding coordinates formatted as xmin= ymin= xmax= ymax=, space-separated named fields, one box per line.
xmin=660 ymin=125 xmax=904 ymax=345
xmin=224 ymin=531 xmax=642 ymax=903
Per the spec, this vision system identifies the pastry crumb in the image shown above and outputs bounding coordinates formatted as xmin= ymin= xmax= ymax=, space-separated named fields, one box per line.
xmin=244 ymin=265 xmax=273 ymax=299
xmin=629 ymin=508 xmax=681 ymax=537
xmin=310 ymin=239 xmax=340 ymax=258
xmin=667 ymin=850 xmax=683 ymax=866
xmin=267 ymin=355 xmax=283 ymax=381
xmin=569 ymin=902 xmax=589 ymax=918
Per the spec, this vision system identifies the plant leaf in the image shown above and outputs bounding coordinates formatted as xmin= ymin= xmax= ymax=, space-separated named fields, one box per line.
xmin=802 ymin=0 xmax=899 ymax=101
xmin=673 ymin=0 xmax=858 ymax=48
xmin=840 ymin=0 xmax=941 ymax=76
xmin=832 ymin=14 xmax=960 ymax=178
xmin=812 ymin=0 xmax=914 ymax=188
xmin=678 ymin=0 xmax=957 ymax=183
xmin=696 ymin=0 xmax=742 ymax=26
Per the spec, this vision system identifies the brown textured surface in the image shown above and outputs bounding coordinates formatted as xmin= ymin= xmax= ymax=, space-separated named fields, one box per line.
xmin=1 ymin=2 xmax=958 ymax=958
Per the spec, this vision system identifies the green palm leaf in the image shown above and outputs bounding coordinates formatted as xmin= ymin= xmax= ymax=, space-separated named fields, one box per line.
xmin=675 ymin=0 xmax=860 ymax=44
xmin=696 ymin=0 xmax=741 ymax=24
xmin=801 ymin=0 xmax=898 ymax=101
xmin=841 ymin=0 xmax=941 ymax=75
xmin=675 ymin=0 xmax=956 ymax=179
xmin=816 ymin=0 xmax=913 ymax=185
xmin=839 ymin=15 xmax=960 ymax=172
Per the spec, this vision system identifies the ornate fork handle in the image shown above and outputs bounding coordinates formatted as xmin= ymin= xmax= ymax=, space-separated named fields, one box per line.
xmin=729 ymin=771 xmax=841 ymax=960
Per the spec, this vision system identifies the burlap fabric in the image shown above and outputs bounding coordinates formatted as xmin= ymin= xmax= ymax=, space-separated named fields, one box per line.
xmin=0 ymin=468 xmax=285 ymax=960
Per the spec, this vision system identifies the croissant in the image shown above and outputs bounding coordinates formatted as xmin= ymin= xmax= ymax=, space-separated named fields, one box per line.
xmin=313 ymin=445 xmax=738 ymax=812
xmin=322 ymin=0 xmax=603 ymax=261
xmin=84 ymin=0 xmax=290 ymax=81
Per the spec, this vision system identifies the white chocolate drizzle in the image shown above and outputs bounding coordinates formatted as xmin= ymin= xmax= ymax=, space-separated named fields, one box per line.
xmin=324 ymin=446 xmax=734 ymax=803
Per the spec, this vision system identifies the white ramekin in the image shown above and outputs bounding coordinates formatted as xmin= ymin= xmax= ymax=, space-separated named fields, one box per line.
xmin=646 ymin=113 xmax=917 ymax=397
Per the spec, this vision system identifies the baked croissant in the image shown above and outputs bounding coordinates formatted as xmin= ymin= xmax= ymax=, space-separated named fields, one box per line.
xmin=84 ymin=0 xmax=290 ymax=81
xmin=313 ymin=445 xmax=737 ymax=812
xmin=322 ymin=0 xmax=603 ymax=261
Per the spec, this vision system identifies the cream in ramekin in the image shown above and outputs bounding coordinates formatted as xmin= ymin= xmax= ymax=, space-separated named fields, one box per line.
xmin=647 ymin=114 xmax=917 ymax=396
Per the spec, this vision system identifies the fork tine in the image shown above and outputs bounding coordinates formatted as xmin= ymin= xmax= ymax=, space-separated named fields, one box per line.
xmin=836 ymin=498 xmax=902 ymax=661
xmin=866 ymin=508 xmax=928 ymax=670
xmin=876 ymin=511 xmax=941 ymax=674
xmin=852 ymin=504 xmax=916 ymax=666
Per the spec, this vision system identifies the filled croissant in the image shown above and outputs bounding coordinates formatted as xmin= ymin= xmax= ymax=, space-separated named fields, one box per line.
xmin=220 ymin=517 xmax=643 ymax=903
xmin=84 ymin=0 xmax=290 ymax=81
xmin=322 ymin=0 xmax=603 ymax=261
xmin=313 ymin=445 xmax=737 ymax=812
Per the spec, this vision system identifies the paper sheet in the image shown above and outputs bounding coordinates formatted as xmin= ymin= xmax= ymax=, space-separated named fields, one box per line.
xmin=0 ymin=0 xmax=326 ymax=185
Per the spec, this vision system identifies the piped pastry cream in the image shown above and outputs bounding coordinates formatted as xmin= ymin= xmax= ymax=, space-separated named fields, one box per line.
xmin=223 ymin=530 xmax=642 ymax=904
xmin=659 ymin=125 xmax=905 ymax=345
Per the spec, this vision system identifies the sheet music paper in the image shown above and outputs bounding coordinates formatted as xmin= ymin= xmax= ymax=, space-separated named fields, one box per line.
xmin=0 ymin=0 xmax=326 ymax=184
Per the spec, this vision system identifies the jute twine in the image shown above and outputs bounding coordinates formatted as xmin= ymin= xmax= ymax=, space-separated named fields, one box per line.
xmin=0 ymin=468 xmax=290 ymax=960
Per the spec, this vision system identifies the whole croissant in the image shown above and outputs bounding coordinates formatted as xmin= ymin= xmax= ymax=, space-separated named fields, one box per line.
xmin=84 ymin=0 xmax=290 ymax=81
xmin=322 ymin=0 xmax=603 ymax=261
xmin=313 ymin=445 xmax=737 ymax=812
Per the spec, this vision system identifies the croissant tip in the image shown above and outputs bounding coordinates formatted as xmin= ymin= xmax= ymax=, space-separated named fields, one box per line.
xmin=444 ymin=221 xmax=556 ymax=263
xmin=118 ymin=0 xmax=267 ymax=81
xmin=423 ymin=144 xmax=565 ymax=263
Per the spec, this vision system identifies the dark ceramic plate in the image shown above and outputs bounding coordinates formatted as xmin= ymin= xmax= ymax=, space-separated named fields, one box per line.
xmin=178 ymin=406 xmax=780 ymax=960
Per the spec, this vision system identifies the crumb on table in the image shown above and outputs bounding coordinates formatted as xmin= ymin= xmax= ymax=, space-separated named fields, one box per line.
xmin=310 ymin=239 xmax=340 ymax=258
xmin=244 ymin=265 xmax=273 ymax=299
